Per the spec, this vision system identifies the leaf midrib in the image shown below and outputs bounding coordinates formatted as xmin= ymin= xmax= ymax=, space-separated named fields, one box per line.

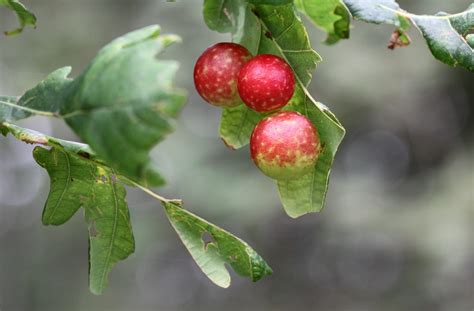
xmin=97 ymin=180 xmax=120 ymax=292
xmin=46 ymin=150 xmax=71 ymax=223
xmin=0 ymin=99 xmax=57 ymax=118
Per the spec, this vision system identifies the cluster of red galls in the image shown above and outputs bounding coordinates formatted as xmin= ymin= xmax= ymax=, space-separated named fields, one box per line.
xmin=194 ymin=42 xmax=321 ymax=180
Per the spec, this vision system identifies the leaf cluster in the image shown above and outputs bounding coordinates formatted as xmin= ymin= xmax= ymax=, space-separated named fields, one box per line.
xmin=0 ymin=25 xmax=272 ymax=294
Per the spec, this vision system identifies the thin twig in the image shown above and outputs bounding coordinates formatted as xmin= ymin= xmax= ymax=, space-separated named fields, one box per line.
xmin=120 ymin=175 xmax=182 ymax=204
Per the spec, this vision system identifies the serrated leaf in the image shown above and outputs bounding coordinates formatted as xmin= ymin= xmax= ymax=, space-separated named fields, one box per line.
xmin=42 ymin=26 xmax=186 ymax=186
xmin=61 ymin=25 xmax=186 ymax=187
xmin=411 ymin=6 xmax=474 ymax=71
xmin=163 ymin=201 xmax=272 ymax=287
xmin=0 ymin=68 xmax=73 ymax=123
xmin=33 ymin=147 xmax=135 ymax=295
xmin=342 ymin=0 xmax=474 ymax=71
xmin=278 ymin=93 xmax=344 ymax=217
xmin=295 ymin=0 xmax=350 ymax=44
xmin=84 ymin=171 xmax=134 ymax=295
xmin=33 ymin=147 xmax=96 ymax=226
xmin=18 ymin=67 xmax=73 ymax=114
xmin=1 ymin=26 xmax=187 ymax=187
xmin=0 ymin=0 xmax=36 ymax=35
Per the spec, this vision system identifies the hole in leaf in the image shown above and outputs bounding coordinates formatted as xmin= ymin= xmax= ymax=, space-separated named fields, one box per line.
xmin=78 ymin=151 xmax=91 ymax=159
xmin=201 ymin=232 xmax=214 ymax=250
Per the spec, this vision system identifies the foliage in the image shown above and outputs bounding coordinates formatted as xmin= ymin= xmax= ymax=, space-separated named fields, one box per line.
xmin=203 ymin=0 xmax=473 ymax=216
xmin=1 ymin=0 xmax=472 ymax=295
xmin=0 ymin=26 xmax=271 ymax=294
xmin=295 ymin=0 xmax=350 ymax=44
xmin=342 ymin=0 xmax=474 ymax=71
xmin=0 ymin=0 xmax=36 ymax=35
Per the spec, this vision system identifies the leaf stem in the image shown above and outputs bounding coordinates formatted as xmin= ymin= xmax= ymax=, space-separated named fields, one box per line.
xmin=120 ymin=175 xmax=182 ymax=205
xmin=0 ymin=99 xmax=59 ymax=118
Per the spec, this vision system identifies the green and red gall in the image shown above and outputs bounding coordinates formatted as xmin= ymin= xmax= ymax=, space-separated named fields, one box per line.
xmin=250 ymin=111 xmax=320 ymax=180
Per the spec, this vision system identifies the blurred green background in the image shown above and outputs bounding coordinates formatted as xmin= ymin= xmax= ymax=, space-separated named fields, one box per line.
xmin=0 ymin=1 xmax=473 ymax=310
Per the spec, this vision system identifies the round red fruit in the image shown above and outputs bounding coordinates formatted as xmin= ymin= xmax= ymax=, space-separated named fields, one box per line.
xmin=250 ymin=111 xmax=320 ymax=180
xmin=238 ymin=54 xmax=295 ymax=113
xmin=194 ymin=42 xmax=252 ymax=108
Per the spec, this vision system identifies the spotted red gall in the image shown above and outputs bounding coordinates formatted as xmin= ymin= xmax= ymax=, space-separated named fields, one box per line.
xmin=238 ymin=54 xmax=295 ymax=113
xmin=194 ymin=42 xmax=252 ymax=108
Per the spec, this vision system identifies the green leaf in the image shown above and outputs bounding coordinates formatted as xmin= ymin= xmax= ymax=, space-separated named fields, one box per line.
xmin=204 ymin=2 xmax=345 ymax=217
xmin=61 ymin=25 xmax=186 ymax=187
xmin=60 ymin=26 xmax=186 ymax=185
xmin=0 ymin=0 xmax=36 ymax=35
xmin=18 ymin=67 xmax=73 ymax=115
xmin=219 ymin=104 xmax=265 ymax=149
xmin=295 ymin=0 xmax=350 ymax=44
xmin=253 ymin=4 xmax=322 ymax=86
xmin=33 ymin=147 xmax=135 ymax=295
xmin=33 ymin=147 xmax=96 ymax=226
xmin=277 ymin=147 xmax=334 ymax=217
xmin=0 ymin=68 xmax=72 ymax=123
xmin=163 ymin=201 xmax=272 ymax=287
xmin=203 ymin=0 xmax=236 ymax=32
xmin=411 ymin=5 xmax=474 ymax=71
xmin=343 ymin=0 xmax=405 ymax=25
xmin=0 ymin=26 xmax=186 ymax=186
xmin=0 ymin=70 xmax=68 ymax=122
xmin=342 ymin=0 xmax=411 ymax=49
xmin=84 ymin=169 xmax=134 ymax=295
xmin=3 ymin=123 xmax=135 ymax=295
xmin=1 ymin=26 xmax=187 ymax=187
xmin=342 ymin=0 xmax=474 ymax=71
xmin=278 ymin=92 xmax=344 ymax=217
